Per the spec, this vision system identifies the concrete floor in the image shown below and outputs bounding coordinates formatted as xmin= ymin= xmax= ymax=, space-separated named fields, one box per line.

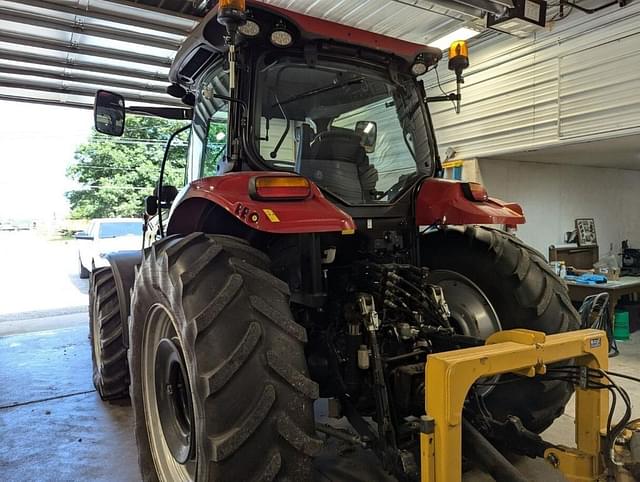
xmin=1 ymin=316 xmax=638 ymax=482
xmin=0 ymin=323 xmax=138 ymax=482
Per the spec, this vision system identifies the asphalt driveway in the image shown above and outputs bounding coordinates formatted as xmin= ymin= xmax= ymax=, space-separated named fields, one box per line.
xmin=0 ymin=230 xmax=88 ymax=321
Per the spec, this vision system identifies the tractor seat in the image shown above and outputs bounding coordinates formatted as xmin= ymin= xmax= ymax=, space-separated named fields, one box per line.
xmin=310 ymin=129 xmax=366 ymax=163
xmin=297 ymin=128 xmax=377 ymax=203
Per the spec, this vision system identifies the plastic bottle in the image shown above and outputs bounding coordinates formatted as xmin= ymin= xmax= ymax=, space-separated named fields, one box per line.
xmin=559 ymin=262 xmax=566 ymax=279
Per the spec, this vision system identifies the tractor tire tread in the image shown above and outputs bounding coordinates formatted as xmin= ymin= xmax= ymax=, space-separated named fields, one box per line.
xmin=209 ymin=384 xmax=276 ymax=462
xmin=249 ymin=295 xmax=307 ymax=342
xmin=251 ymin=451 xmax=281 ymax=482
xmin=266 ymin=351 xmax=320 ymax=400
xmin=277 ymin=412 xmax=323 ymax=456
xmin=180 ymin=244 xmax=223 ymax=287
xmin=129 ymin=233 xmax=318 ymax=481
xmin=194 ymin=273 xmax=244 ymax=338
xmin=201 ymin=321 xmax=262 ymax=396
xmin=422 ymin=225 xmax=580 ymax=433
xmin=90 ymin=267 xmax=128 ymax=401
xmin=99 ymin=306 xmax=120 ymax=328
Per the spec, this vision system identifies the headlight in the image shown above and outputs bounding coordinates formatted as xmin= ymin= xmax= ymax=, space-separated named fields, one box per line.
xmin=270 ymin=23 xmax=294 ymax=48
xmin=411 ymin=61 xmax=428 ymax=76
xmin=239 ymin=19 xmax=260 ymax=37
xmin=411 ymin=54 xmax=428 ymax=76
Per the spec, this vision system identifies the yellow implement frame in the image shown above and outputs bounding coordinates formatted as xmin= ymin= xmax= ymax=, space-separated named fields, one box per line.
xmin=420 ymin=328 xmax=609 ymax=482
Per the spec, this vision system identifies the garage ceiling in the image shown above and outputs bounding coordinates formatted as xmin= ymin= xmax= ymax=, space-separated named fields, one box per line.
xmin=0 ymin=0 xmax=476 ymax=110
xmin=0 ymin=0 xmax=199 ymax=109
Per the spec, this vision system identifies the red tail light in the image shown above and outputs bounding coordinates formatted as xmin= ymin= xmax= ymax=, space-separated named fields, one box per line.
xmin=250 ymin=176 xmax=312 ymax=200
xmin=461 ymin=182 xmax=489 ymax=202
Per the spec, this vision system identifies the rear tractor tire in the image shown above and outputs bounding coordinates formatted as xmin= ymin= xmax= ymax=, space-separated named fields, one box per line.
xmin=129 ymin=233 xmax=321 ymax=482
xmin=90 ymin=267 xmax=129 ymax=400
xmin=421 ymin=225 xmax=580 ymax=434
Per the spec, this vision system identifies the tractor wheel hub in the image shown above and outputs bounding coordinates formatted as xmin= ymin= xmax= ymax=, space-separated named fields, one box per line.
xmin=154 ymin=337 xmax=194 ymax=465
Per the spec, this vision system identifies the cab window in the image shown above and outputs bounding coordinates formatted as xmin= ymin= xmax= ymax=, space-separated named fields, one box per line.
xmin=188 ymin=63 xmax=229 ymax=180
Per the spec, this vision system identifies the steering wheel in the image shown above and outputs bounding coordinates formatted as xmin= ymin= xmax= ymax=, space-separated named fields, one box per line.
xmin=311 ymin=129 xmax=360 ymax=144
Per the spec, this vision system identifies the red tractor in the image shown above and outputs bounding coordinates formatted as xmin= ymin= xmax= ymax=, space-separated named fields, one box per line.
xmin=90 ymin=1 xmax=579 ymax=480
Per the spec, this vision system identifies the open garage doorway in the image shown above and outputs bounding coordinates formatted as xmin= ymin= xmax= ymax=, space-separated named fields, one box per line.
xmin=0 ymin=97 xmax=190 ymax=481
xmin=0 ymin=102 xmax=93 ymax=330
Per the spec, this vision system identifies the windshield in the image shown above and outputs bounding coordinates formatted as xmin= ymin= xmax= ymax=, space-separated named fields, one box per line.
xmin=98 ymin=221 xmax=142 ymax=239
xmin=254 ymin=56 xmax=435 ymax=204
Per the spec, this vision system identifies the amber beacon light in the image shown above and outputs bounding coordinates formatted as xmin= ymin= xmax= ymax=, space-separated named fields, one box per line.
xmin=218 ymin=0 xmax=246 ymax=12
xmin=448 ymin=40 xmax=469 ymax=71
xmin=217 ymin=0 xmax=247 ymax=31
xmin=447 ymin=40 xmax=469 ymax=114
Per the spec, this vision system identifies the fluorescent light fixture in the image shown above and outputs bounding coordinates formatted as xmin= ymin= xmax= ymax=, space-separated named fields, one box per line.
xmin=363 ymin=122 xmax=374 ymax=134
xmin=428 ymin=27 xmax=481 ymax=51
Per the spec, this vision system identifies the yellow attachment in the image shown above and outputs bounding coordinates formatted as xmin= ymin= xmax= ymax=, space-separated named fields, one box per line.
xmin=218 ymin=0 xmax=246 ymax=11
xmin=448 ymin=40 xmax=468 ymax=61
xmin=421 ymin=328 xmax=609 ymax=482
xmin=485 ymin=327 xmax=546 ymax=345
xmin=543 ymin=447 xmax=597 ymax=482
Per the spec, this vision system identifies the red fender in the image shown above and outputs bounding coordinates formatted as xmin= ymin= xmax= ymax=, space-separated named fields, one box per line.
xmin=168 ymin=172 xmax=355 ymax=235
xmin=415 ymin=178 xmax=526 ymax=226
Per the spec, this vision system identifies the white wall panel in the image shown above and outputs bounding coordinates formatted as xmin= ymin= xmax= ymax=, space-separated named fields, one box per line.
xmin=480 ymin=158 xmax=640 ymax=256
xmin=426 ymin=3 xmax=640 ymax=160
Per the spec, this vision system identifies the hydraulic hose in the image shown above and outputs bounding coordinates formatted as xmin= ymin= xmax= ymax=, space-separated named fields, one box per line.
xmin=462 ymin=419 xmax=529 ymax=482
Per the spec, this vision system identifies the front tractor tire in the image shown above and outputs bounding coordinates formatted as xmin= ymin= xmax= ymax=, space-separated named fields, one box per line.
xmin=79 ymin=256 xmax=90 ymax=279
xmin=90 ymin=267 xmax=129 ymax=400
xmin=421 ymin=226 xmax=580 ymax=434
xmin=129 ymin=233 xmax=321 ymax=482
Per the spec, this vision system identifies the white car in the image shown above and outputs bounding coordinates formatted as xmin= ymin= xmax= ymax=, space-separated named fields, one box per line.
xmin=76 ymin=218 xmax=143 ymax=279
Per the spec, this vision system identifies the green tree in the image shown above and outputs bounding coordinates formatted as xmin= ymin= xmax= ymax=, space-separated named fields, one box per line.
xmin=203 ymin=122 xmax=227 ymax=177
xmin=66 ymin=115 xmax=188 ymax=219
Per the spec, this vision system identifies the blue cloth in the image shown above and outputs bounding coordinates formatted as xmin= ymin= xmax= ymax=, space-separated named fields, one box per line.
xmin=565 ymin=273 xmax=608 ymax=285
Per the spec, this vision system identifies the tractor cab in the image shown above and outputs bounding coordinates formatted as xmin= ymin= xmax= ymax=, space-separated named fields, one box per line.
xmin=169 ymin=0 xmax=442 ymax=208
xmin=94 ymin=0 xmax=524 ymax=238
xmin=158 ymin=0 xmax=523 ymax=234
xmin=192 ymin=51 xmax=434 ymax=206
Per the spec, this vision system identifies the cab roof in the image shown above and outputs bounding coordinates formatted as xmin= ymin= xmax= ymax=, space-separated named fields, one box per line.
xmin=170 ymin=0 xmax=442 ymax=87
xmin=254 ymin=1 xmax=442 ymax=65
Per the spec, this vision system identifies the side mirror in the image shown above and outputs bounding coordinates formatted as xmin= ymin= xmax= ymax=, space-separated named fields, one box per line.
xmin=154 ymin=185 xmax=179 ymax=206
xmin=94 ymin=90 xmax=125 ymax=136
xmin=75 ymin=231 xmax=93 ymax=240
xmin=148 ymin=185 xmax=178 ymax=216
xmin=144 ymin=196 xmax=158 ymax=216
xmin=355 ymin=121 xmax=377 ymax=153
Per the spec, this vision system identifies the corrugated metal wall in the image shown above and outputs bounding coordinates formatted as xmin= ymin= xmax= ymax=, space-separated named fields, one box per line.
xmin=559 ymin=33 xmax=640 ymax=139
xmin=426 ymin=3 xmax=640 ymax=160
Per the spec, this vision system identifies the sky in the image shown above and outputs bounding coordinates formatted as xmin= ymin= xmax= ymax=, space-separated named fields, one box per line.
xmin=0 ymin=100 xmax=93 ymax=222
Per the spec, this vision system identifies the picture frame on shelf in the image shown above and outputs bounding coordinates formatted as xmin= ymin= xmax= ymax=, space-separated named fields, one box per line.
xmin=575 ymin=218 xmax=597 ymax=247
